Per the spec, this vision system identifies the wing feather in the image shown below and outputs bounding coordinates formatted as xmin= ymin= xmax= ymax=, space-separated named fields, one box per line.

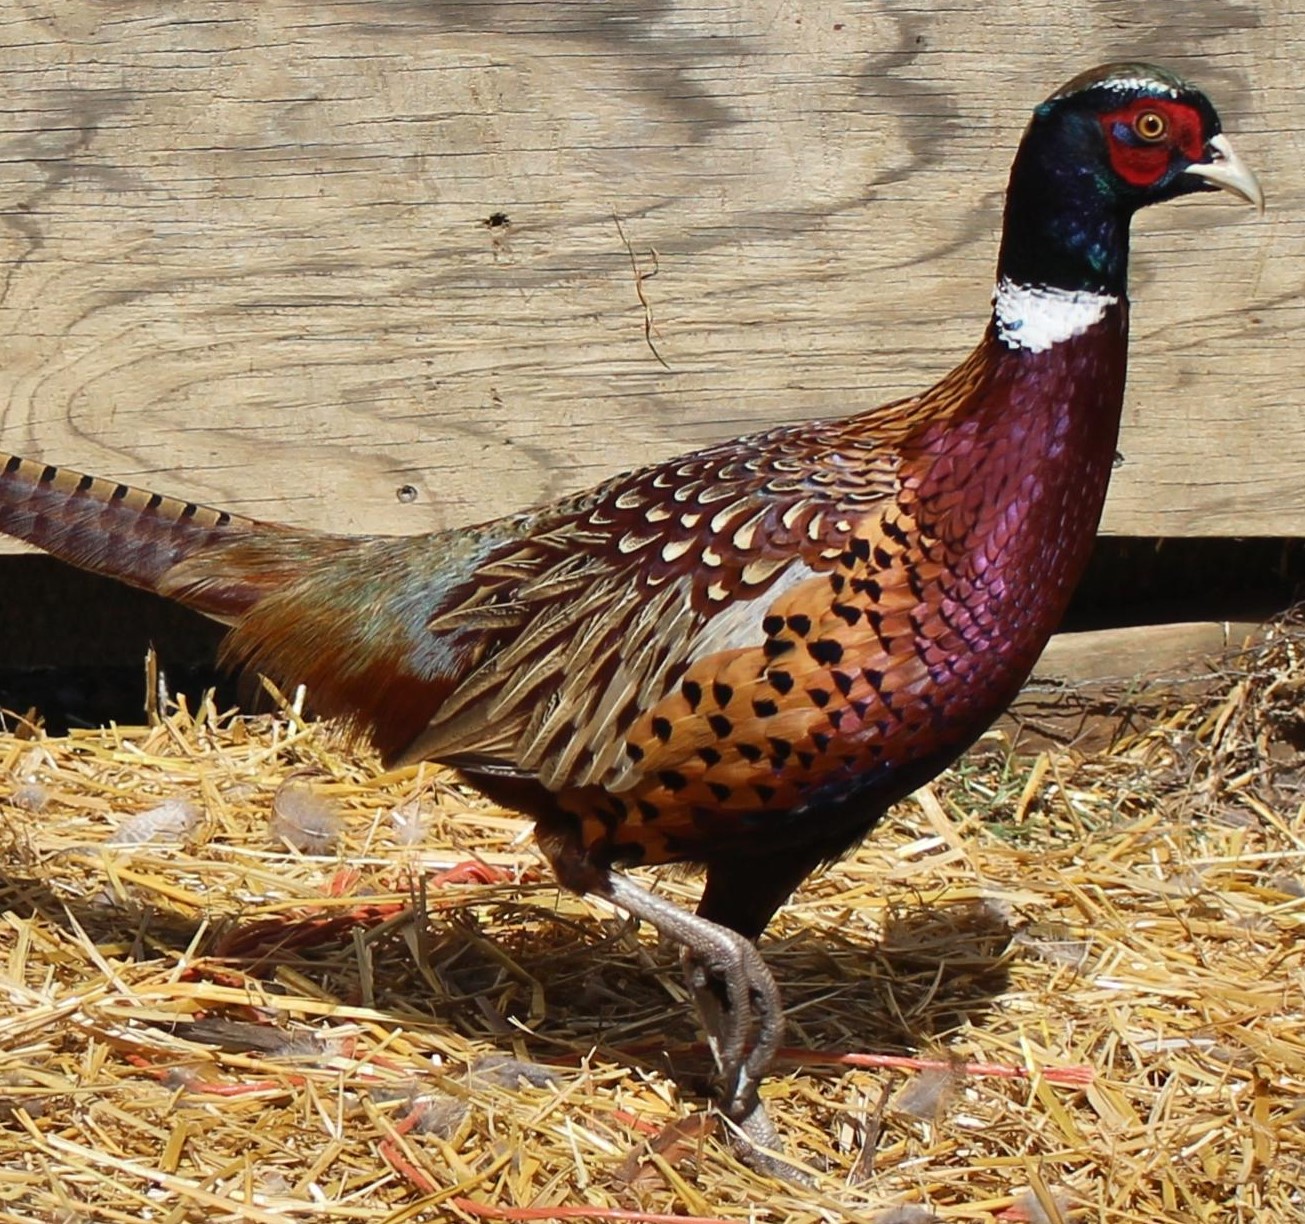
xmin=395 ymin=421 xmax=905 ymax=790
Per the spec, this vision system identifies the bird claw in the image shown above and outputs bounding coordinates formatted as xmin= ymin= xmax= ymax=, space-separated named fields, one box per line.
xmin=729 ymin=1095 xmax=815 ymax=1185
xmin=602 ymin=871 xmax=800 ymax=1178
xmin=680 ymin=932 xmax=782 ymax=1122
xmin=682 ymin=944 xmax=811 ymax=1182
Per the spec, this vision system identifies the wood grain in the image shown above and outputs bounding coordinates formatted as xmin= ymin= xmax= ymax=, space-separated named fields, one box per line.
xmin=0 ymin=0 xmax=1298 ymax=545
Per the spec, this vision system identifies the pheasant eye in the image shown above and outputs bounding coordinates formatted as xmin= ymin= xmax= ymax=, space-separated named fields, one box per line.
xmin=1133 ymin=110 xmax=1168 ymax=142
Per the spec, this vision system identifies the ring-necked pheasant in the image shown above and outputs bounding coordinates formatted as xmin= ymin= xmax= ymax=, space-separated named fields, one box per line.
xmin=0 ymin=63 xmax=1262 ymax=1171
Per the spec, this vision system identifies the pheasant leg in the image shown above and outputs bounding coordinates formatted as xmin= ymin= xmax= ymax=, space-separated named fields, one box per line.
xmin=603 ymin=872 xmax=802 ymax=1179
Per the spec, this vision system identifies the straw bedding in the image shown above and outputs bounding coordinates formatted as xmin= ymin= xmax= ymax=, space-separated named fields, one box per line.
xmin=0 ymin=621 xmax=1301 ymax=1223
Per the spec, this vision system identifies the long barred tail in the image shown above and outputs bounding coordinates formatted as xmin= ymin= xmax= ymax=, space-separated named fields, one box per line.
xmin=0 ymin=451 xmax=444 ymax=756
xmin=0 ymin=452 xmax=303 ymax=624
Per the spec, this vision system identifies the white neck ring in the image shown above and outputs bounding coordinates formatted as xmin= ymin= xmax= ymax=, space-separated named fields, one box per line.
xmin=993 ymin=278 xmax=1118 ymax=353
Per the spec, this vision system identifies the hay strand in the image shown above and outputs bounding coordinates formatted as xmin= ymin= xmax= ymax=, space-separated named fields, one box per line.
xmin=1 ymin=620 xmax=1303 ymax=1219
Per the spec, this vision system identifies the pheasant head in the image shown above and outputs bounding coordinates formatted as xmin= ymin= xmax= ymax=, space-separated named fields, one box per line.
xmin=998 ymin=62 xmax=1262 ymax=306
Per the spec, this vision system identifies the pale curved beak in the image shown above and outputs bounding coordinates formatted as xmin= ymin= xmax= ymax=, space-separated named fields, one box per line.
xmin=1185 ymin=133 xmax=1265 ymax=213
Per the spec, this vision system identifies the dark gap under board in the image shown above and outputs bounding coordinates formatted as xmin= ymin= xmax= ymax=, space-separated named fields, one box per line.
xmin=1 ymin=538 xmax=1302 ymax=733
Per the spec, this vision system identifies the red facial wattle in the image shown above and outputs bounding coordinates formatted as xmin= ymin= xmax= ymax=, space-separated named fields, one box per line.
xmin=1100 ymin=98 xmax=1207 ymax=188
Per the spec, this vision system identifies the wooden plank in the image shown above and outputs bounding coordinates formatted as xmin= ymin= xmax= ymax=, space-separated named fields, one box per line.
xmin=1001 ymin=620 xmax=1263 ymax=752
xmin=1031 ymin=620 xmax=1262 ymax=683
xmin=0 ymin=1 xmax=1299 ymax=546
